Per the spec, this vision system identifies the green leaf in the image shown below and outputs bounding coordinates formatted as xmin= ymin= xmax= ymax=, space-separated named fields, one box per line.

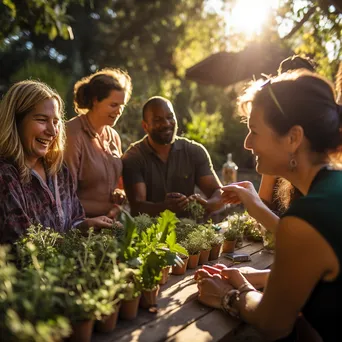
xmin=3 ymin=0 xmax=16 ymax=17
xmin=157 ymin=210 xmax=179 ymax=243
xmin=171 ymin=244 xmax=189 ymax=257
xmin=48 ymin=25 xmax=58 ymax=40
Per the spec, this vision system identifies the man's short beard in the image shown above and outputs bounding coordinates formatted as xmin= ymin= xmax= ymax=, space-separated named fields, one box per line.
xmin=150 ymin=126 xmax=177 ymax=145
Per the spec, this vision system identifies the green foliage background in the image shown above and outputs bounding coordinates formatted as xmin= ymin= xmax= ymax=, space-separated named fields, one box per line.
xmin=0 ymin=0 xmax=341 ymax=170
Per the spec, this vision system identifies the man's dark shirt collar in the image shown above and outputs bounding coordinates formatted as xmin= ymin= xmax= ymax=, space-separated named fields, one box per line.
xmin=142 ymin=135 xmax=183 ymax=155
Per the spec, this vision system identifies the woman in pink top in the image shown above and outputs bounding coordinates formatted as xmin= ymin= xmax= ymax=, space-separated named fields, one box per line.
xmin=65 ymin=68 xmax=132 ymax=218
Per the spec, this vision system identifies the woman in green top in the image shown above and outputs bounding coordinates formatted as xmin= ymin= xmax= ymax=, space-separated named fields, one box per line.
xmin=196 ymin=70 xmax=342 ymax=341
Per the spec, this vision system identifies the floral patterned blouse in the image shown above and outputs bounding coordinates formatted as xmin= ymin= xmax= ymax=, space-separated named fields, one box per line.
xmin=0 ymin=158 xmax=85 ymax=244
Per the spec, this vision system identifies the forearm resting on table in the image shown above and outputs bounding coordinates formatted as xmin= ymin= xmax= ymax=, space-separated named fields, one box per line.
xmin=234 ymin=289 xmax=292 ymax=340
xmin=243 ymin=269 xmax=270 ymax=290
xmin=234 ymin=291 xmax=272 ymax=336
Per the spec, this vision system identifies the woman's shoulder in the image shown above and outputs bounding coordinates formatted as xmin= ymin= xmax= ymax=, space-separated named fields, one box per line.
xmin=107 ymin=126 xmax=120 ymax=140
xmin=0 ymin=159 xmax=21 ymax=191
xmin=0 ymin=158 xmax=19 ymax=176
xmin=283 ymin=170 xmax=342 ymax=225
xmin=66 ymin=115 xmax=83 ymax=132
xmin=65 ymin=116 xmax=84 ymax=146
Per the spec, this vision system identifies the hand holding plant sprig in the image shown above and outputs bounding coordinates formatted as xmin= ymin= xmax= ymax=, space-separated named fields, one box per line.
xmin=185 ymin=198 xmax=205 ymax=223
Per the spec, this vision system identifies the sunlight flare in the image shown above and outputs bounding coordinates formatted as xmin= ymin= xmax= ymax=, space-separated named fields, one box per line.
xmin=227 ymin=0 xmax=278 ymax=37
xmin=207 ymin=0 xmax=279 ymax=39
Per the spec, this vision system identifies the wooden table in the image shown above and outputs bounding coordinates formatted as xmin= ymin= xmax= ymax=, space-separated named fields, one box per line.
xmin=92 ymin=239 xmax=274 ymax=342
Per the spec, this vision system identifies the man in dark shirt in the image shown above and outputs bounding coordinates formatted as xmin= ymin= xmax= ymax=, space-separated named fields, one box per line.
xmin=122 ymin=96 xmax=224 ymax=217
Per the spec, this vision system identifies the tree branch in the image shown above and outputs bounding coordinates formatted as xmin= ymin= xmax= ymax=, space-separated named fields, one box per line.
xmin=282 ymin=6 xmax=317 ymax=40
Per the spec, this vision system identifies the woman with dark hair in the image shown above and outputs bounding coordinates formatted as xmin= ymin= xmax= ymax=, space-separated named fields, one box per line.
xmin=0 ymin=80 xmax=114 ymax=244
xmin=258 ymin=55 xmax=316 ymax=219
xmin=65 ymin=68 xmax=132 ymax=218
xmin=278 ymin=54 xmax=315 ymax=74
xmin=196 ymin=70 xmax=342 ymax=341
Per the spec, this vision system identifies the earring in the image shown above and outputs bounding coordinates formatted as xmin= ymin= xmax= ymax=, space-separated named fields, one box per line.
xmin=289 ymin=153 xmax=297 ymax=171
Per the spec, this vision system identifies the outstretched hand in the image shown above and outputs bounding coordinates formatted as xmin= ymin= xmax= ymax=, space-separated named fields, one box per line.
xmin=221 ymin=181 xmax=264 ymax=218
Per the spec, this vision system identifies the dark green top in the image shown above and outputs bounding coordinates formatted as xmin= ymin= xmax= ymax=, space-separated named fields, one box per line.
xmin=122 ymin=136 xmax=217 ymax=203
xmin=282 ymin=168 xmax=342 ymax=341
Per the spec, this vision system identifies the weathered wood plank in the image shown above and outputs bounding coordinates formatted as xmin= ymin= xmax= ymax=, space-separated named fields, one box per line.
xmin=115 ymin=300 xmax=213 ymax=342
xmin=164 ymin=309 xmax=240 ymax=342
xmin=92 ymin=282 xmax=199 ymax=342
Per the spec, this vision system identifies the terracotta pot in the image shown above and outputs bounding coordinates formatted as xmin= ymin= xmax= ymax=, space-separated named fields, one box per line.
xmin=159 ymin=266 xmax=170 ymax=285
xmin=69 ymin=319 xmax=94 ymax=342
xmin=222 ymin=239 xmax=237 ymax=253
xmin=209 ymin=243 xmax=222 ymax=261
xmin=187 ymin=253 xmax=200 ymax=269
xmin=140 ymin=285 xmax=160 ymax=309
xmin=198 ymin=249 xmax=211 ymax=265
xmin=119 ymin=294 xmax=141 ymax=320
xmin=172 ymin=256 xmax=189 ymax=275
xmin=95 ymin=302 xmax=121 ymax=333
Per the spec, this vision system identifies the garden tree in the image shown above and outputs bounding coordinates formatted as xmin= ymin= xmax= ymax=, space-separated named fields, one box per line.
xmin=218 ymin=0 xmax=341 ymax=79
xmin=180 ymin=0 xmax=342 ymax=168
xmin=0 ymin=0 xmax=341 ymax=167
xmin=277 ymin=0 xmax=342 ymax=79
xmin=0 ymin=0 xmax=81 ymax=43
xmin=0 ymin=0 xmax=228 ymax=153
xmin=74 ymin=0 xmax=227 ymax=147
xmin=10 ymin=61 xmax=71 ymax=100
xmin=0 ymin=0 xmax=84 ymax=95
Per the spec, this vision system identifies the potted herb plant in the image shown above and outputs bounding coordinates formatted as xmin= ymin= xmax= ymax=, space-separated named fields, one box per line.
xmin=222 ymin=227 xmax=239 ymax=253
xmin=204 ymin=227 xmax=223 ymax=261
xmin=119 ymin=273 xmax=141 ymax=321
xmin=225 ymin=213 xmax=246 ymax=248
xmin=179 ymin=230 xmax=205 ymax=269
xmin=195 ymin=227 xmax=212 ymax=265
xmin=175 ymin=217 xmax=197 ymax=243
xmin=136 ymin=210 xmax=188 ymax=308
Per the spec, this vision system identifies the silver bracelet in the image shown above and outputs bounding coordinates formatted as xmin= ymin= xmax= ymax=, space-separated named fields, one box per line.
xmin=221 ymin=289 xmax=240 ymax=317
xmin=221 ymin=283 xmax=256 ymax=318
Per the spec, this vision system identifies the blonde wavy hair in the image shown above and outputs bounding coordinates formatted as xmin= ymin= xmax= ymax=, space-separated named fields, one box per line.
xmin=0 ymin=80 xmax=65 ymax=183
